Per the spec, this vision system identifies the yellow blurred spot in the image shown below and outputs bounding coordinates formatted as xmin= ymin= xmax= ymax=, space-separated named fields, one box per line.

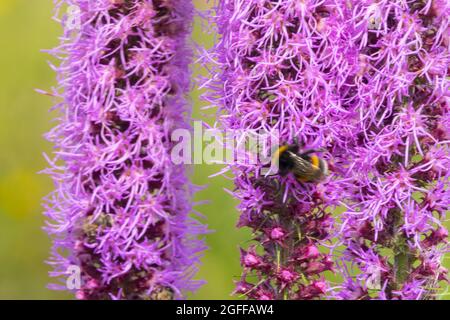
xmin=0 ymin=0 xmax=15 ymax=16
xmin=310 ymin=154 xmax=320 ymax=168
xmin=273 ymin=145 xmax=289 ymax=161
xmin=0 ymin=170 xmax=42 ymax=219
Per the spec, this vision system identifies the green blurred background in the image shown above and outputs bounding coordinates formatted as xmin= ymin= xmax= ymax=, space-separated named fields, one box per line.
xmin=0 ymin=0 xmax=448 ymax=300
xmin=0 ymin=0 xmax=248 ymax=299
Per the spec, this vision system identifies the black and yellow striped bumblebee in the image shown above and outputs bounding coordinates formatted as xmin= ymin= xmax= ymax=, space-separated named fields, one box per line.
xmin=272 ymin=143 xmax=328 ymax=183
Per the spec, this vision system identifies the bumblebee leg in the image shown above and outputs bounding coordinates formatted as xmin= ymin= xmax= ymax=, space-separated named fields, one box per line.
xmin=277 ymin=165 xmax=290 ymax=177
xmin=295 ymin=175 xmax=310 ymax=183
xmin=292 ymin=137 xmax=302 ymax=149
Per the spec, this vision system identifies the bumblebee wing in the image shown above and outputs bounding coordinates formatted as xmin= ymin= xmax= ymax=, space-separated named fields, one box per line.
xmin=289 ymin=152 xmax=315 ymax=178
xmin=290 ymin=153 xmax=322 ymax=182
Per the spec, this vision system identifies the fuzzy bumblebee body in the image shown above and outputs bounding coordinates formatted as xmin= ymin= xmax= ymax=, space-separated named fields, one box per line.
xmin=274 ymin=144 xmax=328 ymax=182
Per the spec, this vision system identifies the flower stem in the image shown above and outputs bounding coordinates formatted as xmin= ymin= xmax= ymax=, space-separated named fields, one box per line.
xmin=394 ymin=249 xmax=411 ymax=286
xmin=393 ymin=210 xmax=411 ymax=289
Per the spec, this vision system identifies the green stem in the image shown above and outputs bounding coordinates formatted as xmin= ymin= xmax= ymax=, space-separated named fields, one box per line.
xmin=394 ymin=249 xmax=411 ymax=285
xmin=276 ymin=185 xmax=294 ymax=300
xmin=277 ymin=211 xmax=291 ymax=300
xmin=392 ymin=209 xmax=411 ymax=290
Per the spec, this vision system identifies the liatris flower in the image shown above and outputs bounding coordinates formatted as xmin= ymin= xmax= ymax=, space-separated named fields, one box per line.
xmin=337 ymin=0 xmax=449 ymax=300
xmin=42 ymin=0 xmax=205 ymax=300
xmin=204 ymin=0 xmax=362 ymax=299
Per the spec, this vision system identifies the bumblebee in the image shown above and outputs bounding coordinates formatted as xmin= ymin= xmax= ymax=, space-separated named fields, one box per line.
xmin=272 ymin=144 xmax=328 ymax=182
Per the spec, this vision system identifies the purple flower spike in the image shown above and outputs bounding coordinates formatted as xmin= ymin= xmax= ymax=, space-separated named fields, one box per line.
xmin=43 ymin=0 xmax=206 ymax=299
xmin=203 ymin=0 xmax=366 ymax=299
xmin=205 ymin=0 xmax=448 ymax=300
xmin=336 ymin=1 xmax=449 ymax=300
